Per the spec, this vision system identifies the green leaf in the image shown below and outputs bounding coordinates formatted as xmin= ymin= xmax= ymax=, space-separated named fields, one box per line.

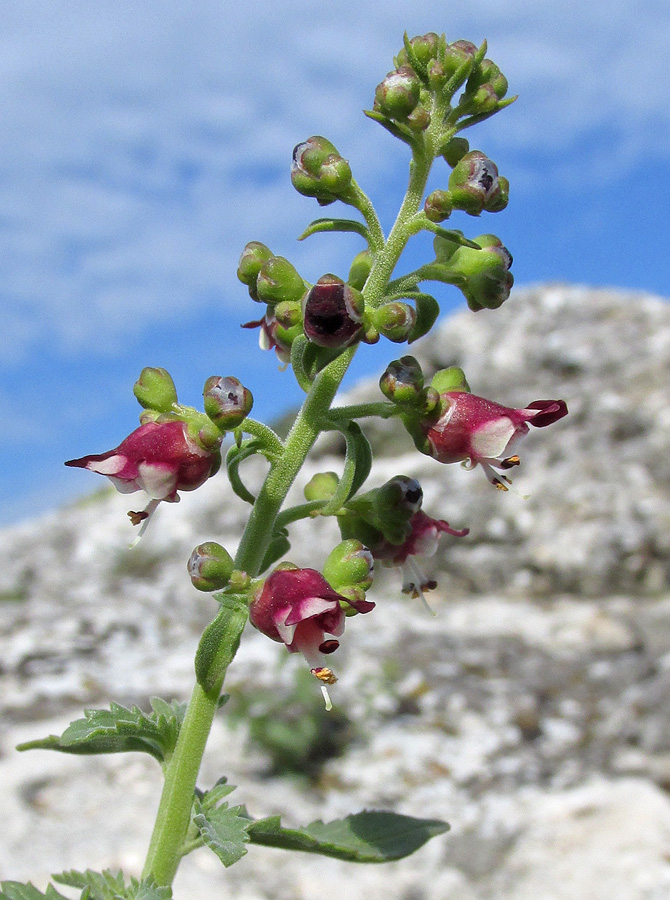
xmin=422 ymin=223 xmax=482 ymax=249
xmin=53 ymin=871 xmax=170 ymax=900
xmin=258 ymin=525 xmax=291 ymax=574
xmin=318 ymin=422 xmax=372 ymax=516
xmin=289 ymin=335 xmax=315 ymax=393
xmin=0 ymin=883 xmax=69 ymax=900
xmin=298 ymin=218 xmax=370 ymax=244
xmin=247 ymin=810 xmax=449 ymax=862
xmin=225 ymin=441 xmax=258 ymax=505
xmin=192 ymin=798 xmax=251 ymax=867
xmin=17 ymin=698 xmax=186 ymax=764
xmin=194 ymin=596 xmax=248 ymax=694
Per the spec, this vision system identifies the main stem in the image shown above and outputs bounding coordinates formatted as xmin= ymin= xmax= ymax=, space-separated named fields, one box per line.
xmin=142 ymin=136 xmax=437 ymax=888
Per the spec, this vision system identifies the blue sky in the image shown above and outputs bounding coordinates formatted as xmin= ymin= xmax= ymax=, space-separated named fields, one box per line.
xmin=1 ymin=0 xmax=669 ymax=525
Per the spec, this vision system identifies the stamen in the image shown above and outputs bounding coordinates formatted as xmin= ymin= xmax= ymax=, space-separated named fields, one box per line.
xmin=406 ymin=559 xmax=436 ymax=616
xmin=500 ymin=455 xmax=521 ymax=469
xmin=128 ymin=499 xmax=161 ymax=548
xmin=320 ymin=684 xmax=333 ymax=711
xmin=311 ymin=666 xmax=337 ymax=685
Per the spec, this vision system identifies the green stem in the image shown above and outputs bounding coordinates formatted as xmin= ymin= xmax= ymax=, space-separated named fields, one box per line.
xmin=326 ymin=401 xmax=399 ymax=421
xmin=141 ymin=100 xmax=445 ymax=886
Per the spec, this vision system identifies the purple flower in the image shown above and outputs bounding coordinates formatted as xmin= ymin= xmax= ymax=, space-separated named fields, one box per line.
xmin=65 ymin=420 xmax=220 ymax=537
xmin=249 ymin=566 xmax=374 ymax=693
xmin=423 ymin=391 xmax=568 ymax=489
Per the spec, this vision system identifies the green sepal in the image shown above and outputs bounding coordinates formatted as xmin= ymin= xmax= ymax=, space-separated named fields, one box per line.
xmin=52 ymin=871 xmax=171 ymax=900
xmin=455 ymin=95 xmax=517 ymax=133
xmin=408 ymin=292 xmax=439 ymax=343
xmin=195 ymin=596 xmax=248 ymax=694
xmin=424 ymin=224 xmax=481 ymax=249
xmin=363 ymin=109 xmax=416 ymax=146
xmin=246 ymin=810 xmax=449 ymax=862
xmin=298 ymin=218 xmax=370 ymax=245
xmin=16 ymin=698 xmax=186 ymax=765
xmin=192 ymin=797 xmax=251 ymax=867
xmin=401 ymin=30 xmax=430 ymax=82
xmin=0 ymin=883 xmax=70 ymax=900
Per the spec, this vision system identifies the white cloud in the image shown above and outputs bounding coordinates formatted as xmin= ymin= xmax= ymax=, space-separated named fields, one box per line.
xmin=0 ymin=0 xmax=667 ymax=363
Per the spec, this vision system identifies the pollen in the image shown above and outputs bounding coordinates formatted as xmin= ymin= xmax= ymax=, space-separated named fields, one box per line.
xmin=311 ymin=666 xmax=337 ymax=685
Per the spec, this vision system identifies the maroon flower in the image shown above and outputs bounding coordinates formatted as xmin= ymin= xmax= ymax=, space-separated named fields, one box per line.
xmin=423 ymin=391 xmax=568 ymax=489
xmin=242 ymin=310 xmax=292 ymax=364
xmin=372 ymin=510 xmax=469 ymax=608
xmin=65 ymin=420 xmax=220 ymax=538
xmin=249 ymin=566 xmax=374 ymax=700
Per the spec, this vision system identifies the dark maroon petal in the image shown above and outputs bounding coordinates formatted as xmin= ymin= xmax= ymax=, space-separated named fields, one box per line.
xmin=525 ymin=399 xmax=568 ymax=427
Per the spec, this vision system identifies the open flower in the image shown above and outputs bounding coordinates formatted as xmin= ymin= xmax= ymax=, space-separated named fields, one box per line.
xmin=372 ymin=510 xmax=468 ymax=609
xmin=249 ymin=566 xmax=374 ymax=705
xmin=65 ymin=420 xmax=220 ymax=539
xmin=422 ymin=391 xmax=567 ymax=489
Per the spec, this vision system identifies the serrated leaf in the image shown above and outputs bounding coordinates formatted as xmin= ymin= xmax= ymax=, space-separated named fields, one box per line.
xmin=0 ymin=882 xmax=69 ymax=900
xmin=53 ymin=871 xmax=170 ymax=900
xmin=192 ymin=799 xmax=251 ymax=867
xmin=198 ymin=776 xmax=238 ymax=811
xmin=17 ymin=698 xmax=186 ymax=763
xmin=298 ymin=218 xmax=370 ymax=243
xmin=247 ymin=810 xmax=449 ymax=862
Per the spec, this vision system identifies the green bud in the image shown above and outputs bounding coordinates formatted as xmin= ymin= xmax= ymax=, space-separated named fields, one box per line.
xmin=348 ymin=249 xmax=373 ymax=291
xmin=188 ymin=542 xmax=235 ymax=592
xmin=442 ymin=137 xmax=470 ymax=168
xmin=430 ymin=366 xmax=471 ymax=395
xmin=467 ymin=58 xmax=508 ymax=100
xmin=203 ymin=376 xmax=253 ymax=430
xmin=256 ymin=256 xmax=307 ymax=305
xmin=379 ymin=356 xmax=424 ymax=406
xmin=273 ymin=300 xmax=302 ymax=329
xmin=397 ymin=32 xmax=440 ymax=70
xmin=424 ymin=189 xmax=453 ymax=223
xmin=133 ymin=367 xmax=178 ymax=413
xmin=448 ymin=150 xmax=506 ymax=216
xmin=291 ymin=136 xmax=353 ymax=205
xmin=374 ymin=66 xmax=421 ymax=119
xmin=345 ymin=475 xmax=422 ymax=546
xmin=448 ymin=234 xmax=514 ymax=311
xmin=406 ymin=105 xmax=431 ymax=131
xmin=373 ymin=301 xmax=416 ymax=343
xmin=304 ymin=471 xmax=339 ymax=502
xmin=442 ymin=40 xmax=478 ymax=81
xmin=237 ymin=241 xmax=273 ymax=299
xmin=323 ymin=539 xmax=375 ymax=594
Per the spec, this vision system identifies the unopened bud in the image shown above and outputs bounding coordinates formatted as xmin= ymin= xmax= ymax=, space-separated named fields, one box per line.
xmin=379 ymin=356 xmax=425 ymax=405
xmin=375 ymin=475 xmax=423 ymax=518
xmin=424 ymin=190 xmax=453 ymax=223
xmin=302 ymin=275 xmax=364 ymax=348
xmin=448 ymin=150 xmax=506 ymax=216
xmin=256 ymin=256 xmax=306 ymax=305
xmin=443 ymin=40 xmax=478 ymax=80
xmin=304 ymin=471 xmax=339 ymax=502
xmin=467 ymin=59 xmax=508 ymax=100
xmin=429 ymin=366 xmax=471 ymax=395
xmin=442 ymin=137 xmax=470 ymax=168
xmin=406 ymin=105 xmax=431 ymax=131
xmin=374 ymin=66 xmax=421 ymax=120
xmin=323 ymin=539 xmax=375 ymax=595
xmin=291 ymin=136 xmax=353 ymax=205
xmin=373 ymin=301 xmax=416 ymax=343
xmin=203 ymin=376 xmax=253 ymax=430
xmin=188 ymin=542 xmax=235 ymax=592
xmin=396 ymin=32 xmax=440 ymax=70
xmin=133 ymin=367 xmax=178 ymax=413
xmin=451 ymin=234 xmax=514 ymax=311
xmin=348 ymin=249 xmax=373 ymax=291
xmin=273 ymin=300 xmax=302 ymax=329
xmin=237 ymin=242 xmax=273 ymax=300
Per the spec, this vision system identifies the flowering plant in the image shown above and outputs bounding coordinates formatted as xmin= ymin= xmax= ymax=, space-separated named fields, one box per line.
xmin=4 ymin=30 xmax=567 ymax=899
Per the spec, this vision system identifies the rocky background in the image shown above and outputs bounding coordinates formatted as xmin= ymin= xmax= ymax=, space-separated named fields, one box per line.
xmin=1 ymin=284 xmax=670 ymax=899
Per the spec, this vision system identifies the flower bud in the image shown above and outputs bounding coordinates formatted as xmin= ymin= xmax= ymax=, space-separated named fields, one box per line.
xmin=291 ymin=136 xmax=353 ymax=205
xmin=442 ymin=137 xmax=470 ymax=168
xmin=302 ymin=275 xmax=364 ymax=348
xmin=468 ymin=59 xmax=508 ymax=100
xmin=406 ymin=105 xmax=431 ymax=131
xmin=449 ymin=234 xmax=513 ymax=311
xmin=372 ymin=301 xmax=416 ymax=343
xmin=304 ymin=471 xmax=339 ymax=502
xmin=237 ymin=242 xmax=273 ymax=299
xmin=379 ymin=355 xmax=424 ymax=405
xmin=203 ymin=376 xmax=253 ymax=430
xmin=374 ymin=66 xmax=421 ymax=120
xmin=396 ymin=32 xmax=440 ymax=70
xmin=375 ymin=475 xmax=423 ymax=518
xmin=187 ymin=541 xmax=235 ymax=592
xmin=347 ymin=249 xmax=373 ymax=291
xmin=256 ymin=256 xmax=307 ymax=305
xmin=448 ymin=151 xmax=506 ymax=216
xmin=429 ymin=366 xmax=471 ymax=396
xmin=133 ymin=367 xmax=178 ymax=413
xmin=323 ymin=539 xmax=375 ymax=596
xmin=424 ymin=190 xmax=453 ymax=223
xmin=442 ymin=40 xmax=477 ymax=80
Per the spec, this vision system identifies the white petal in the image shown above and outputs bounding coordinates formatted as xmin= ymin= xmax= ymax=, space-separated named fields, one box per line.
xmin=136 ymin=462 xmax=178 ymax=500
xmin=88 ymin=454 xmax=126 ymax=476
xmin=470 ymin=417 xmax=516 ymax=460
